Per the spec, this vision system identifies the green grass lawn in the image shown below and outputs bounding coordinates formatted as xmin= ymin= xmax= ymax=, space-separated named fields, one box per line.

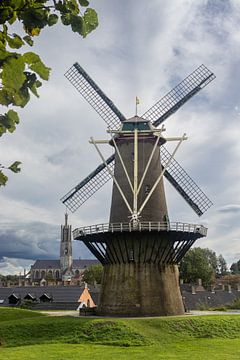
xmin=1 ymin=339 xmax=240 ymax=360
xmin=0 ymin=308 xmax=240 ymax=359
xmin=0 ymin=307 xmax=45 ymax=322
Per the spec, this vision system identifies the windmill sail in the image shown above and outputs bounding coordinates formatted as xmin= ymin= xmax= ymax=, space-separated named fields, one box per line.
xmin=65 ymin=63 xmax=126 ymax=129
xmin=142 ymin=64 xmax=215 ymax=127
xmin=61 ymin=154 xmax=115 ymax=212
xmin=61 ymin=148 xmax=212 ymax=216
xmin=161 ymin=145 xmax=213 ymax=216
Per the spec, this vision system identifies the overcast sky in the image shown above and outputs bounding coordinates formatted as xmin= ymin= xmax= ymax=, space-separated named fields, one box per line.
xmin=0 ymin=0 xmax=240 ymax=275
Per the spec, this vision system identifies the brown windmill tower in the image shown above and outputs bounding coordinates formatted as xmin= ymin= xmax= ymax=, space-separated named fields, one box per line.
xmin=61 ymin=63 xmax=215 ymax=316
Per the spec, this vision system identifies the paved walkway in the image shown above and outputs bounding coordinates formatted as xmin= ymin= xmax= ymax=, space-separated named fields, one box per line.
xmin=40 ymin=310 xmax=240 ymax=318
xmin=190 ymin=310 xmax=240 ymax=316
xmin=40 ymin=310 xmax=79 ymax=317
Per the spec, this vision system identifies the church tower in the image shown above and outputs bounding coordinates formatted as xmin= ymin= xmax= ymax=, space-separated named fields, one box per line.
xmin=60 ymin=213 xmax=73 ymax=280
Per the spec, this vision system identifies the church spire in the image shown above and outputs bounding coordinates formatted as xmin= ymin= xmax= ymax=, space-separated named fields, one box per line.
xmin=65 ymin=212 xmax=68 ymax=226
xmin=60 ymin=212 xmax=73 ymax=278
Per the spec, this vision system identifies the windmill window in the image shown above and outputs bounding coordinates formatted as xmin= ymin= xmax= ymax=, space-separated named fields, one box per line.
xmin=145 ymin=185 xmax=151 ymax=194
xmin=129 ymin=249 xmax=134 ymax=261
xmin=122 ymin=122 xmax=151 ymax=131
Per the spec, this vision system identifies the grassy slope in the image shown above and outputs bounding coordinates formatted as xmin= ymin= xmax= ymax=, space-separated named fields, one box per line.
xmin=0 ymin=308 xmax=146 ymax=347
xmin=0 ymin=308 xmax=240 ymax=359
xmin=0 ymin=307 xmax=45 ymax=322
xmin=128 ymin=316 xmax=240 ymax=341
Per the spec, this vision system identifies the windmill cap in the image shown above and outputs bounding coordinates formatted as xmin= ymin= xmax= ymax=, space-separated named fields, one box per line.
xmin=123 ymin=115 xmax=148 ymax=123
xmin=121 ymin=115 xmax=155 ymax=132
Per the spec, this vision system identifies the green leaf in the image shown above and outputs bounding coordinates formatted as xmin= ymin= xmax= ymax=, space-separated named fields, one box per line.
xmin=48 ymin=14 xmax=58 ymax=26
xmin=29 ymin=83 xmax=39 ymax=97
xmin=70 ymin=15 xmax=85 ymax=36
xmin=29 ymin=60 xmax=50 ymax=81
xmin=3 ymin=24 xmax=8 ymax=35
xmin=0 ymin=48 xmax=18 ymax=62
xmin=8 ymin=0 xmax=26 ymax=10
xmin=0 ymin=89 xmax=13 ymax=106
xmin=0 ymin=109 xmax=19 ymax=135
xmin=23 ymin=35 xmax=34 ymax=46
xmin=0 ymin=119 xmax=7 ymax=136
xmin=83 ymin=8 xmax=98 ymax=35
xmin=0 ymin=31 xmax=7 ymax=48
xmin=78 ymin=0 xmax=89 ymax=7
xmin=35 ymin=80 xmax=42 ymax=87
xmin=27 ymin=75 xmax=42 ymax=97
xmin=24 ymin=27 xmax=41 ymax=37
xmin=6 ymin=109 xmax=20 ymax=125
xmin=0 ymin=8 xmax=13 ymax=25
xmin=2 ymin=56 xmax=26 ymax=91
xmin=61 ymin=13 xmax=71 ymax=26
xmin=8 ymin=10 xmax=17 ymax=25
xmin=23 ymin=52 xmax=50 ymax=80
xmin=13 ymin=86 xmax=30 ymax=107
xmin=55 ymin=1 xmax=69 ymax=14
xmin=68 ymin=0 xmax=80 ymax=14
xmin=21 ymin=8 xmax=49 ymax=34
xmin=8 ymin=161 xmax=21 ymax=173
xmin=0 ymin=170 xmax=8 ymax=186
xmin=7 ymin=34 xmax=24 ymax=49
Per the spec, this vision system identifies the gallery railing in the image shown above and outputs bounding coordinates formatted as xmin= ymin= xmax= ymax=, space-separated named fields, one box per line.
xmin=73 ymin=221 xmax=207 ymax=239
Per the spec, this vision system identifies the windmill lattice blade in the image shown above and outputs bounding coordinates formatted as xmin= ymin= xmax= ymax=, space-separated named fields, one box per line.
xmin=142 ymin=64 xmax=215 ymax=127
xmin=65 ymin=63 xmax=126 ymax=129
xmin=61 ymin=154 xmax=115 ymax=213
xmin=161 ymin=145 xmax=213 ymax=216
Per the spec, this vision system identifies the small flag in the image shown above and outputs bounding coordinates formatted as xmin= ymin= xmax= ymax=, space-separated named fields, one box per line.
xmin=135 ymin=96 xmax=140 ymax=115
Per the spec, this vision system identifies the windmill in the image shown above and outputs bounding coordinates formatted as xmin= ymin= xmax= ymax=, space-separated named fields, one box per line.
xmin=61 ymin=63 xmax=215 ymax=316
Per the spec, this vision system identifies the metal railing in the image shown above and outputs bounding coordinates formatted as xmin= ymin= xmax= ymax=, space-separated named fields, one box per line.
xmin=73 ymin=221 xmax=207 ymax=239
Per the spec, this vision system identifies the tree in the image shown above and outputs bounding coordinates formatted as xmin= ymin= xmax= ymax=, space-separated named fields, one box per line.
xmin=217 ymin=254 xmax=228 ymax=277
xmin=0 ymin=0 xmax=98 ymax=185
xmin=0 ymin=273 xmax=19 ymax=284
xmin=179 ymin=247 xmax=219 ymax=285
xmin=230 ymin=260 xmax=240 ymax=274
xmin=83 ymin=264 xmax=103 ymax=285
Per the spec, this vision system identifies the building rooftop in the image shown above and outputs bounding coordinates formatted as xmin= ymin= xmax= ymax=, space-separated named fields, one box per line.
xmin=0 ymin=285 xmax=100 ymax=304
xmin=31 ymin=259 xmax=99 ymax=270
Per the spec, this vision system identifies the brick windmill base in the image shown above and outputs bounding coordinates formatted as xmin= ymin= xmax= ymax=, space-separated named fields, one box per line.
xmin=74 ymin=223 xmax=206 ymax=316
xmin=100 ymin=263 xmax=183 ymax=316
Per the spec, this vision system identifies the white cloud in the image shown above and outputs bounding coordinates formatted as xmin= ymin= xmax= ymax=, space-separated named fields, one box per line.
xmin=0 ymin=257 xmax=34 ymax=276
xmin=1 ymin=0 xmax=240 ymax=272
